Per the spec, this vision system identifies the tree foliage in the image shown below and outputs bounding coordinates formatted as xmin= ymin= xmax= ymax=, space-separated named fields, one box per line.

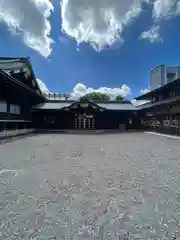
xmin=81 ymin=92 xmax=110 ymax=101
xmin=115 ymin=95 xmax=124 ymax=101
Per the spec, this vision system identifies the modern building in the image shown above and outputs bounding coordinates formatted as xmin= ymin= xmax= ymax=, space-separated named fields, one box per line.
xmin=150 ymin=65 xmax=180 ymax=90
xmin=1 ymin=56 xmax=180 ymax=136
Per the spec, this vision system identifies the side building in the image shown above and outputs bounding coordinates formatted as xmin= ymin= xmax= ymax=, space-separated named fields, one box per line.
xmin=136 ymin=78 xmax=180 ymax=135
xmin=0 ymin=57 xmax=46 ymax=131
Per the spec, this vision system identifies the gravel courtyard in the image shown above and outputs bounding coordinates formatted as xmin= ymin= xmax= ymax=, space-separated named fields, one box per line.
xmin=1 ymin=132 xmax=180 ymax=239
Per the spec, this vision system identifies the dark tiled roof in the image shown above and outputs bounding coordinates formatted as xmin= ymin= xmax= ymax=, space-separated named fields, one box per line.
xmin=97 ymin=103 xmax=135 ymax=110
xmin=34 ymin=102 xmax=73 ymax=109
xmin=0 ymin=70 xmax=45 ymax=100
xmin=34 ymin=100 xmax=136 ymax=111
xmin=0 ymin=57 xmax=45 ymax=98
xmin=0 ymin=58 xmax=26 ymax=70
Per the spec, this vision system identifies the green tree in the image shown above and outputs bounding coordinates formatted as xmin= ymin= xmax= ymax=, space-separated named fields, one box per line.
xmin=81 ymin=92 xmax=110 ymax=101
xmin=115 ymin=95 xmax=124 ymax=101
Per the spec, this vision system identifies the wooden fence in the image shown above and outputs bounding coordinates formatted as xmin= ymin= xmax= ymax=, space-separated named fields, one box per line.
xmin=141 ymin=115 xmax=180 ymax=135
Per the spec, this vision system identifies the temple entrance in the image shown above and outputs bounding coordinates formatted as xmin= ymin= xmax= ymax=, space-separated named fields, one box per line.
xmin=74 ymin=113 xmax=95 ymax=129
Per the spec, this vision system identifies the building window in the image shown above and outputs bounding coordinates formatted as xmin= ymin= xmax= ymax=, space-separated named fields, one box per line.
xmin=0 ymin=101 xmax=7 ymax=113
xmin=10 ymin=104 xmax=21 ymax=114
xmin=169 ymin=91 xmax=176 ymax=97
xmin=146 ymin=112 xmax=153 ymax=117
xmin=152 ymin=96 xmax=159 ymax=102
xmin=159 ymin=95 xmax=163 ymax=101
xmin=167 ymin=73 xmax=176 ymax=83
xmin=170 ymin=104 xmax=180 ymax=113
xmin=32 ymin=80 xmax=36 ymax=87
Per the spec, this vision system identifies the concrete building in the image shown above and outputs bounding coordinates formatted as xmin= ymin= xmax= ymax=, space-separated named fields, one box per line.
xmin=150 ymin=65 xmax=180 ymax=90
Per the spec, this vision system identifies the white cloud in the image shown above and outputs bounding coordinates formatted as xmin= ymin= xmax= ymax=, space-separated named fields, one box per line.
xmin=140 ymin=25 xmax=162 ymax=43
xmin=61 ymin=0 xmax=149 ymax=51
xmin=34 ymin=80 xmax=131 ymax=100
xmin=140 ymin=0 xmax=180 ymax=43
xmin=0 ymin=0 xmax=54 ymax=57
xmin=36 ymin=78 xmax=50 ymax=93
xmin=176 ymin=1 xmax=180 ymax=14
xmin=69 ymin=82 xmax=131 ymax=100
xmin=140 ymin=88 xmax=150 ymax=95
xmin=131 ymin=88 xmax=150 ymax=106
xmin=152 ymin=0 xmax=179 ymax=20
xmin=61 ymin=0 xmax=180 ymax=49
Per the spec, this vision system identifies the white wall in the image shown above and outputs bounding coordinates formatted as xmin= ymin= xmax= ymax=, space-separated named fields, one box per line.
xmin=10 ymin=104 xmax=21 ymax=114
xmin=0 ymin=101 xmax=7 ymax=113
xmin=150 ymin=65 xmax=164 ymax=90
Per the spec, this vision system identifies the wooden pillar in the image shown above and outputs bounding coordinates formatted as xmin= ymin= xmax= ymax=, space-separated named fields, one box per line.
xmin=3 ymin=122 xmax=7 ymax=137
xmin=4 ymin=122 xmax=6 ymax=131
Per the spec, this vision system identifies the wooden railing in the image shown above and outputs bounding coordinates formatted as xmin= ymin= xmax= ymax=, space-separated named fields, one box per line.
xmin=0 ymin=120 xmax=35 ymax=140
xmin=0 ymin=129 xmax=35 ymax=139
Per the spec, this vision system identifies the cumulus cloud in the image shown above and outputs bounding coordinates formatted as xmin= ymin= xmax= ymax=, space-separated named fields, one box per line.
xmin=36 ymin=78 xmax=50 ymax=93
xmin=0 ymin=0 xmax=54 ymax=57
xmin=140 ymin=25 xmax=162 ymax=43
xmin=152 ymin=0 xmax=179 ymax=20
xmin=34 ymin=80 xmax=131 ymax=101
xmin=176 ymin=1 xmax=180 ymax=14
xmin=131 ymin=87 xmax=150 ymax=106
xmin=61 ymin=0 xmax=149 ymax=51
xmin=61 ymin=0 xmax=180 ymax=49
xmin=69 ymin=82 xmax=131 ymax=100
xmin=140 ymin=0 xmax=180 ymax=43
xmin=140 ymin=88 xmax=150 ymax=95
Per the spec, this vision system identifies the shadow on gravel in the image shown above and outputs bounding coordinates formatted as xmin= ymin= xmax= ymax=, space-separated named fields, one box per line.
xmin=37 ymin=129 xmax=144 ymax=135
xmin=0 ymin=130 xmax=146 ymax=144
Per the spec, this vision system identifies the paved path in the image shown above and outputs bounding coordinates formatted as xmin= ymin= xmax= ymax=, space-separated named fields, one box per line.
xmin=1 ymin=133 xmax=180 ymax=239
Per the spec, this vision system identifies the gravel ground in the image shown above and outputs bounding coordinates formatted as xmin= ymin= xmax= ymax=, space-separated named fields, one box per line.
xmin=1 ymin=132 xmax=180 ymax=239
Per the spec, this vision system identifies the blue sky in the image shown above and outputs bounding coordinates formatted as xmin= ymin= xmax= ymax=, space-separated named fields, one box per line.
xmin=0 ymin=0 xmax=180 ymax=100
